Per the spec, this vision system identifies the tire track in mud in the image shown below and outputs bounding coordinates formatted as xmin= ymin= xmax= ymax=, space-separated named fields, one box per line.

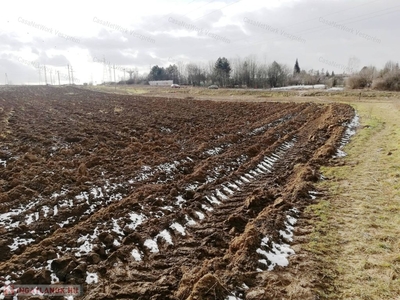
xmin=0 ymin=86 xmax=355 ymax=300
xmin=0 ymin=94 xmax=307 ymax=258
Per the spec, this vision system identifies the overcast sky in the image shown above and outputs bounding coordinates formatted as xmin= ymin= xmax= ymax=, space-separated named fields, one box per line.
xmin=1 ymin=0 xmax=398 ymax=85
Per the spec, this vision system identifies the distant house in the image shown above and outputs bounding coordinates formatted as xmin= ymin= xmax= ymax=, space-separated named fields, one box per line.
xmin=149 ymin=80 xmax=173 ymax=86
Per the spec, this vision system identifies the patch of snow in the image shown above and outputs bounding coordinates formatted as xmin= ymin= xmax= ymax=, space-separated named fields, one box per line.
xmin=195 ymin=211 xmax=205 ymax=220
xmin=334 ymin=114 xmax=360 ymax=158
xmin=202 ymin=204 xmax=214 ymax=212
xmin=185 ymin=215 xmax=196 ymax=226
xmin=244 ymin=173 xmax=254 ymax=179
xmin=59 ymin=216 xmax=75 ymax=228
xmin=42 ymin=206 xmax=50 ymax=218
xmin=160 ymin=126 xmax=172 ymax=133
xmin=215 ymin=189 xmax=228 ymax=200
xmin=308 ymin=191 xmax=318 ymax=200
xmin=51 ymin=273 xmax=60 ymax=284
xmin=90 ymin=187 xmax=104 ymax=199
xmin=287 ymin=215 xmax=297 ymax=226
xmin=257 ymin=242 xmax=294 ymax=271
xmin=254 ymin=168 xmax=265 ymax=174
xmin=25 ymin=213 xmax=36 ymax=225
xmin=111 ymin=218 xmax=124 ymax=235
xmin=156 ymin=229 xmax=173 ymax=244
xmin=127 ymin=213 xmax=146 ymax=230
xmin=9 ymin=237 xmax=35 ymax=251
xmin=76 ymin=191 xmax=90 ymax=202
xmin=135 ymin=165 xmax=154 ymax=181
xmin=0 ymin=159 xmax=6 ymax=167
xmin=335 ymin=149 xmax=347 ymax=158
xmin=170 ymin=222 xmax=186 ymax=236
xmin=205 ymin=146 xmax=223 ymax=156
xmin=271 ymin=84 xmax=326 ymax=91
xmin=144 ymin=239 xmax=159 ymax=253
xmin=185 ymin=183 xmax=198 ymax=191
xmin=279 ymin=229 xmax=293 ymax=242
xmin=0 ymin=211 xmax=21 ymax=227
xmin=161 ymin=206 xmax=174 ymax=211
xmin=221 ymin=185 xmax=234 ymax=194
xmin=131 ymin=249 xmax=142 ymax=261
xmin=249 ymin=170 xmax=259 ymax=176
xmin=226 ymin=182 xmax=240 ymax=190
xmin=257 ymin=164 xmax=269 ymax=172
xmin=251 ymin=124 xmax=269 ymax=135
xmin=51 ymin=189 xmax=67 ymax=199
xmin=176 ymin=195 xmax=186 ymax=207
xmin=234 ymin=179 xmax=244 ymax=185
xmin=258 ymin=209 xmax=298 ymax=271
xmin=157 ymin=161 xmax=179 ymax=173
xmin=75 ymin=240 xmax=92 ymax=257
xmin=239 ymin=176 xmax=250 ymax=183
xmin=206 ymin=195 xmax=221 ymax=205
xmin=86 ymin=272 xmax=98 ymax=284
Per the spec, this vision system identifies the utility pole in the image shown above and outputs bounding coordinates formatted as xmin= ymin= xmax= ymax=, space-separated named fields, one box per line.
xmin=67 ymin=64 xmax=71 ymax=85
xmin=113 ymin=64 xmax=116 ymax=91
xmin=71 ymin=66 xmax=75 ymax=85
xmin=50 ymin=70 xmax=53 ymax=85
xmin=102 ymin=56 xmax=107 ymax=84
xmin=5 ymin=73 xmax=8 ymax=85
xmin=44 ymin=66 xmax=48 ymax=85
xmin=57 ymin=71 xmax=60 ymax=85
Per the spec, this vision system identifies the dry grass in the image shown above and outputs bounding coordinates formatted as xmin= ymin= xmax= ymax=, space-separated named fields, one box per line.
xmin=84 ymin=84 xmax=400 ymax=100
xmin=306 ymin=99 xmax=400 ymax=299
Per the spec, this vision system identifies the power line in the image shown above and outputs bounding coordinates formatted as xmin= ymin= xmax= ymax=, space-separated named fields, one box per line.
xmin=207 ymin=3 xmax=399 ymax=56
xmin=181 ymin=0 xmax=218 ymax=17
xmin=277 ymin=0 xmax=382 ymax=31
xmin=164 ymin=0 xmax=199 ymax=18
xmin=193 ymin=0 xmax=243 ymax=21
xmin=227 ymin=0 xmax=388 ymax=45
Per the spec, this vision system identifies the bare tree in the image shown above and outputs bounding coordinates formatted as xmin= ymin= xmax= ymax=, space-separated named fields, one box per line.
xmin=186 ymin=63 xmax=206 ymax=86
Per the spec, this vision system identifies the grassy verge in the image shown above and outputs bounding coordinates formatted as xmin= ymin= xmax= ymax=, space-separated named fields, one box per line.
xmin=306 ymin=100 xmax=400 ymax=299
xmin=83 ymin=85 xmax=400 ymax=100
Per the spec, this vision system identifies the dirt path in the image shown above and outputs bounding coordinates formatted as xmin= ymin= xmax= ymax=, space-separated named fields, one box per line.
xmin=307 ymin=99 xmax=400 ymax=299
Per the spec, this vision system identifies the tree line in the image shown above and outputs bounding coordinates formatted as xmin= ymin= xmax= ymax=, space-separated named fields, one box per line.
xmin=139 ymin=56 xmax=341 ymax=88
xmin=123 ymin=56 xmax=400 ymax=91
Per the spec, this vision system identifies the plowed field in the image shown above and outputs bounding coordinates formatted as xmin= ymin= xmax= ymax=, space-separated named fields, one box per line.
xmin=0 ymin=86 xmax=355 ymax=299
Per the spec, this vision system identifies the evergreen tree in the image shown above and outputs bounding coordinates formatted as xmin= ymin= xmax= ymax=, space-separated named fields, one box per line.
xmin=294 ymin=59 xmax=300 ymax=75
xmin=214 ymin=57 xmax=231 ymax=87
xmin=148 ymin=65 xmax=166 ymax=81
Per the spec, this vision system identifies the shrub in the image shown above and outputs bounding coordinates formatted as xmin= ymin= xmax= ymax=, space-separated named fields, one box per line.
xmin=372 ymin=71 xmax=400 ymax=91
xmin=346 ymin=75 xmax=369 ymax=89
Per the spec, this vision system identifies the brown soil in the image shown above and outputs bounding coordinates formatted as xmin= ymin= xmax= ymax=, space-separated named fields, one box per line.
xmin=0 ymin=86 xmax=355 ymax=299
